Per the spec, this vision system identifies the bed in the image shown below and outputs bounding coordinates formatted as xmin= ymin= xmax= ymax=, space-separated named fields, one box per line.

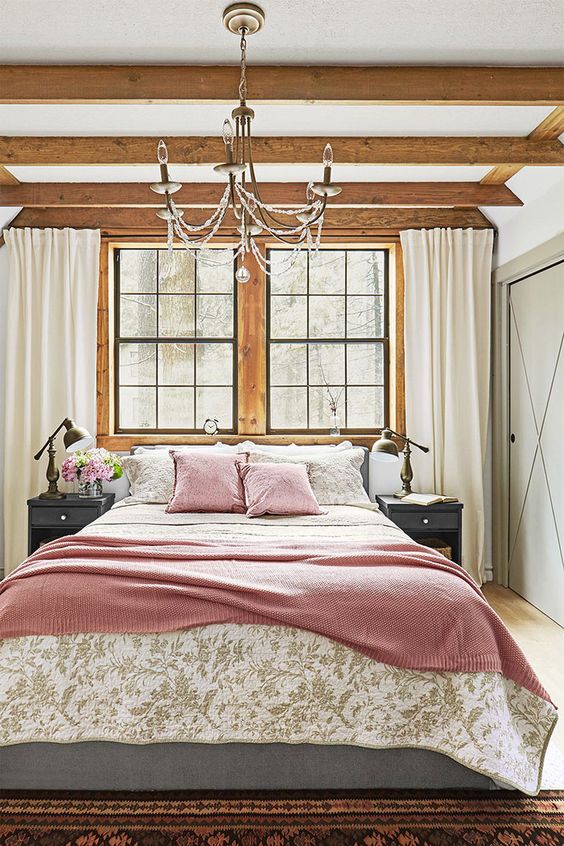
xmin=0 ymin=449 xmax=557 ymax=794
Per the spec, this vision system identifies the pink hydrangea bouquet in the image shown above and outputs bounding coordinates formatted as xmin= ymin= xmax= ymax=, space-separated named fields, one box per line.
xmin=62 ymin=448 xmax=122 ymax=498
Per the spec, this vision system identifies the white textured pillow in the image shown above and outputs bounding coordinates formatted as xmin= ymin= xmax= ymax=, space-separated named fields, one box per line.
xmin=237 ymin=440 xmax=353 ymax=455
xmin=247 ymin=448 xmax=369 ymax=505
xmin=121 ymin=452 xmax=174 ymax=502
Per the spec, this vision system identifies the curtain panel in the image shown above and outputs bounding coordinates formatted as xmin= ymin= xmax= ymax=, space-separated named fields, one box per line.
xmin=400 ymin=227 xmax=494 ymax=584
xmin=2 ymin=227 xmax=100 ymax=575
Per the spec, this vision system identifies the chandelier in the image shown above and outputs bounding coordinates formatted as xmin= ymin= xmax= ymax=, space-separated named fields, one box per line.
xmin=150 ymin=2 xmax=342 ymax=282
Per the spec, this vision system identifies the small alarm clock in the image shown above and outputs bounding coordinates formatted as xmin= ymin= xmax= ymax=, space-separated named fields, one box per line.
xmin=203 ymin=417 xmax=219 ymax=436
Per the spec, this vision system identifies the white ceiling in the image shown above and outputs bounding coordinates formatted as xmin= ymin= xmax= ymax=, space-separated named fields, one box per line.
xmin=0 ymin=105 xmax=553 ymax=137
xmin=1 ymin=0 xmax=562 ymax=249
xmin=2 ymin=103 xmax=559 ymax=186
xmin=0 ymin=207 xmax=21 ymax=231
xmin=8 ymin=164 xmax=494 ymax=183
xmin=1 ymin=0 xmax=563 ymax=65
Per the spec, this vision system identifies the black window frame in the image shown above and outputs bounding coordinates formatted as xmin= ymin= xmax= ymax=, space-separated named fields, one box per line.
xmin=113 ymin=247 xmax=238 ymax=435
xmin=266 ymin=247 xmax=390 ymax=434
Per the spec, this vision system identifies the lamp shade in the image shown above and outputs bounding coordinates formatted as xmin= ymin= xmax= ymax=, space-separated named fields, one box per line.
xmin=63 ymin=418 xmax=94 ymax=453
xmin=371 ymin=428 xmax=400 ymax=462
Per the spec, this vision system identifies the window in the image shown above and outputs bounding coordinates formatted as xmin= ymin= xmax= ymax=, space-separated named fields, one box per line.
xmin=114 ymin=248 xmax=237 ymax=433
xmin=267 ymin=249 xmax=388 ymax=432
xmin=99 ymin=240 xmax=403 ymax=446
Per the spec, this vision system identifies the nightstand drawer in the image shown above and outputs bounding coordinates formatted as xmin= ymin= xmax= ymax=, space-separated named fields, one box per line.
xmin=32 ymin=506 xmax=99 ymax=526
xmin=391 ymin=511 xmax=459 ymax=532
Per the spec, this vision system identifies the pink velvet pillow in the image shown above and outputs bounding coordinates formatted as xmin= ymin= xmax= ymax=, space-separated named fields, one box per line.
xmin=239 ymin=461 xmax=324 ymax=518
xmin=167 ymin=451 xmax=247 ymax=513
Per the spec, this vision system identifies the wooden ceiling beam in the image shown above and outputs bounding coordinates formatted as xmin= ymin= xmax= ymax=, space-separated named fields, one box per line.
xmin=8 ymin=207 xmax=492 ymax=231
xmin=481 ymin=106 xmax=564 ymax=185
xmin=0 ymin=181 xmax=523 ymax=208
xmin=1 ymin=136 xmax=563 ymax=167
xmin=1 ymin=65 xmax=563 ymax=105
xmin=480 ymin=165 xmax=523 ymax=185
xmin=0 ymin=165 xmax=18 ymax=185
xmin=524 ymin=105 xmax=564 ymax=140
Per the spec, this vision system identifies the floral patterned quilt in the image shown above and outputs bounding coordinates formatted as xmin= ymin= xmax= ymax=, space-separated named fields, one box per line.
xmin=0 ymin=504 xmax=557 ymax=794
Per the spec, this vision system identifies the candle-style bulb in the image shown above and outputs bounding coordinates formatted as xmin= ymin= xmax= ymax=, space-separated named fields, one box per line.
xmin=223 ymin=119 xmax=235 ymax=149
xmin=157 ymin=139 xmax=169 ymax=165
xmin=323 ymin=144 xmax=334 ymax=167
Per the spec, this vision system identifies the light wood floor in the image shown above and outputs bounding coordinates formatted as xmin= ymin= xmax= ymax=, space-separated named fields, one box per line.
xmin=484 ymin=583 xmax=564 ymax=754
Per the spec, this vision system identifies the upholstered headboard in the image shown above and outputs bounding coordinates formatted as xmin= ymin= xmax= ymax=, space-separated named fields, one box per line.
xmin=121 ymin=444 xmax=371 ymax=495
xmin=358 ymin=446 xmax=370 ymax=492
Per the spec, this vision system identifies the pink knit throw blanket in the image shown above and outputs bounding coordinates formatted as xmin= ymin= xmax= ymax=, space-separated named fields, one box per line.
xmin=0 ymin=534 xmax=550 ymax=703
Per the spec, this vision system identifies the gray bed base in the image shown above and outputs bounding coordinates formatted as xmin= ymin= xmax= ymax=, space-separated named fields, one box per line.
xmin=0 ymin=743 xmax=493 ymax=790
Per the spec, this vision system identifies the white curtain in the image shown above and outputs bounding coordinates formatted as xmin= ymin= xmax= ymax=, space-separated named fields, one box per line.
xmin=400 ymin=228 xmax=493 ymax=584
xmin=2 ymin=228 xmax=100 ymax=575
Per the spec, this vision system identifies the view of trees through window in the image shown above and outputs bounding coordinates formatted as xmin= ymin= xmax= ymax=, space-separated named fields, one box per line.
xmin=268 ymin=249 xmax=388 ymax=432
xmin=115 ymin=248 xmax=236 ymax=432
xmin=114 ymin=246 xmax=389 ymax=435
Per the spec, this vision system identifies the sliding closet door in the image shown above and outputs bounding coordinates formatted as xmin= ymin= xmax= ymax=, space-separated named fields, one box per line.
xmin=508 ymin=259 xmax=564 ymax=626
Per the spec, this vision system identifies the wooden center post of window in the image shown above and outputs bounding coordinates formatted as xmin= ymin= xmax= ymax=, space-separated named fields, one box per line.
xmin=237 ymin=245 xmax=267 ymax=435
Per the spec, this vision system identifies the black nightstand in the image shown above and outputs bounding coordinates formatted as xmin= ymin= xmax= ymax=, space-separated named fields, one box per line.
xmin=27 ymin=494 xmax=115 ymax=556
xmin=375 ymin=495 xmax=463 ymax=565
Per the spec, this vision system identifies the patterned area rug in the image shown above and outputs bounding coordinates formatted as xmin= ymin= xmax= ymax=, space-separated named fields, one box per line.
xmin=0 ymin=791 xmax=564 ymax=846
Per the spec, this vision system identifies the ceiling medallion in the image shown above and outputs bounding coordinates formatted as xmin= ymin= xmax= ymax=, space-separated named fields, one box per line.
xmin=150 ymin=3 xmax=342 ymax=282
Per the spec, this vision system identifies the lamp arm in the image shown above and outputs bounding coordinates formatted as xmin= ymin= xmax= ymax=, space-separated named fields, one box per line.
xmin=33 ymin=418 xmax=70 ymax=461
xmin=385 ymin=428 xmax=429 ymax=455
xmin=406 ymin=437 xmax=430 ymax=454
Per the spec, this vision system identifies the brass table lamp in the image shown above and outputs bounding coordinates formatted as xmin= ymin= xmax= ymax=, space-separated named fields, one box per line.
xmin=34 ymin=418 xmax=94 ymax=499
xmin=372 ymin=428 xmax=429 ymax=499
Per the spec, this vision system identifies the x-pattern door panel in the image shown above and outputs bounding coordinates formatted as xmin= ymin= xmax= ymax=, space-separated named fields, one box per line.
xmin=509 ymin=259 xmax=564 ymax=627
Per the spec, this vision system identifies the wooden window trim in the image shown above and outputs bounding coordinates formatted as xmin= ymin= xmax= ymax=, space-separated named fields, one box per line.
xmin=97 ymin=235 xmax=405 ymax=451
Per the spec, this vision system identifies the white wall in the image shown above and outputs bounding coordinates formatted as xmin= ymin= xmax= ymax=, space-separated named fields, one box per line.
xmin=484 ymin=167 xmax=564 ymax=269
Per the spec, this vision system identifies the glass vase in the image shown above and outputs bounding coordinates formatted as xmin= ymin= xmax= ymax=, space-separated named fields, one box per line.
xmin=78 ymin=479 xmax=103 ymax=498
xmin=329 ymin=411 xmax=340 ymax=437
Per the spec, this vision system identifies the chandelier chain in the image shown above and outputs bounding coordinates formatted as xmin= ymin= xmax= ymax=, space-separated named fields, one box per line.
xmin=150 ymin=5 xmax=341 ymax=277
xmin=239 ymin=28 xmax=248 ymax=103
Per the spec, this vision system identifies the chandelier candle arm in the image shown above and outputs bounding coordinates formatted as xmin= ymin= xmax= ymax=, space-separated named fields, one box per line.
xmin=311 ymin=143 xmax=342 ymax=198
xmin=236 ymin=184 xmax=325 ymax=239
xmin=149 ymin=2 xmax=342 ymax=278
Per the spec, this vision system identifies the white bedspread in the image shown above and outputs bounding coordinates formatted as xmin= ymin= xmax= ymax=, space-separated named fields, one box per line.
xmin=0 ymin=503 xmax=557 ymax=794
